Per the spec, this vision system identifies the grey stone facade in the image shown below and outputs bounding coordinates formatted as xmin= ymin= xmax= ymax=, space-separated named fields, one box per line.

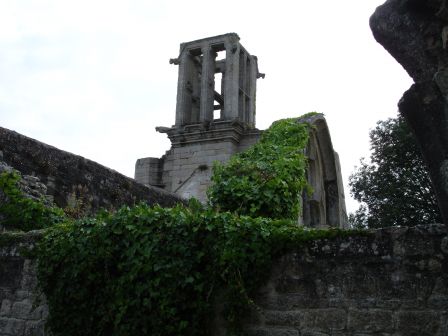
xmin=135 ymin=34 xmax=347 ymax=228
xmin=135 ymin=121 xmax=261 ymax=203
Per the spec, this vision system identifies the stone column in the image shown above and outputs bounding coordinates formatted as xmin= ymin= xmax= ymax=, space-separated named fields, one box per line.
xmin=221 ymin=69 xmax=225 ymax=96
xmin=223 ymin=40 xmax=240 ymax=121
xmin=175 ymin=48 xmax=191 ymax=127
xmin=247 ymin=56 xmax=258 ymax=128
xmin=199 ymin=46 xmax=215 ymax=123
xmin=239 ymin=51 xmax=247 ymax=122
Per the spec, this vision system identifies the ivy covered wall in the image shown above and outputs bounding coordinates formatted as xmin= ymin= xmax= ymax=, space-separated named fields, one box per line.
xmin=1 ymin=115 xmax=443 ymax=336
xmin=1 ymin=225 xmax=447 ymax=336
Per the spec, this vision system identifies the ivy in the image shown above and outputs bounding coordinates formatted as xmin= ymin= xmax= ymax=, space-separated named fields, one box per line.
xmin=0 ymin=171 xmax=65 ymax=231
xmin=37 ymin=201 xmax=353 ymax=336
xmin=207 ymin=118 xmax=312 ymax=219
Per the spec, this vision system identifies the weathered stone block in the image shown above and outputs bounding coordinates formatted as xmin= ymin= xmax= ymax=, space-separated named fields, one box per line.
xmin=24 ymin=320 xmax=45 ymax=336
xmin=10 ymin=301 xmax=32 ymax=320
xmin=300 ymin=331 xmax=330 ymax=336
xmin=395 ymin=232 xmax=436 ymax=257
xmin=273 ymin=293 xmax=322 ymax=310
xmin=428 ymin=277 xmax=448 ymax=308
xmin=20 ymin=262 xmax=37 ymax=289
xmin=0 ymin=317 xmax=25 ymax=335
xmin=12 ymin=292 xmax=29 ymax=302
xmin=263 ymin=310 xmax=303 ymax=327
xmin=347 ymin=309 xmax=394 ymax=333
xmin=28 ymin=305 xmax=47 ymax=322
xmin=0 ymin=258 xmax=24 ymax=289
xmin=396 ymin=310 xmax=444 ymax=336
xmin=0 ymin=300 xmax=11 ymax=317
xmin=245 ymin=327 xmax=299 ymax=336
xmin=301 ymin=309 xmax=346 ymax=332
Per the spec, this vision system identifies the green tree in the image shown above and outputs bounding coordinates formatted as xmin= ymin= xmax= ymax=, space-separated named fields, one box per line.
xmin=349 ymin=114 xmax=442 ymax=228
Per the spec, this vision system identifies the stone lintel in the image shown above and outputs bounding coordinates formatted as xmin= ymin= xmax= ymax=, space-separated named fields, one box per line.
xmin=180 ymin=33 xmax=240 ymax=52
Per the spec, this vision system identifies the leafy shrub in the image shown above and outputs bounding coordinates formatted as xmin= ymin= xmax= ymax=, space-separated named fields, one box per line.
xmin=0 ymin=171 xmax=65 ymax=231
xmin=207 ymin=118 xmax=312 ymax=219
xmin=208 ymin=119 xmax=310 ymax=219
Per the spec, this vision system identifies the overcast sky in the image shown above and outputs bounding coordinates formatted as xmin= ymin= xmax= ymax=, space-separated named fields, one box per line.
xmin=0 ymin=0 xmax=413 ymax=213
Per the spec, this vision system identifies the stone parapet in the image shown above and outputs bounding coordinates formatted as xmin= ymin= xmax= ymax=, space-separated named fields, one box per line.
xmin=0 ymin=126 xmax=185 ymax=214
xmin=242 ymin=224 xmax=448 ymax=336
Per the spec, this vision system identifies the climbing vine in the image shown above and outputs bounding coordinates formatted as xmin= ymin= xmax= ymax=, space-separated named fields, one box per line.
xmin=0 ymin=171 xmax=65 ymax=231
xmin=208 ymin=117 xmax=313 ymax=219
xmin=37 ymin=201 xmax=351 ymax=336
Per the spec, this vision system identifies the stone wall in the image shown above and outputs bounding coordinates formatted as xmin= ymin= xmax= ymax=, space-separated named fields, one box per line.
xmin=0 ymin=231 xmax=47 ymax=336
xmin=243 ymin=224 xmax=448 ymax=336
xmin=0 ymin=126 xmax=184 ymax=215
xmin=159 ymin=138 xmax=243 ymax=201
xmin=1 ymin=225 xmax=447 ymax=335
xmin=135 ymin=121 xmax=262 ymax=203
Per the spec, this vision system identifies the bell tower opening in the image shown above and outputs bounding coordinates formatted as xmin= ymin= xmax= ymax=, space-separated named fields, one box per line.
xmin=169 ymin=33 xmax=264 ymax=129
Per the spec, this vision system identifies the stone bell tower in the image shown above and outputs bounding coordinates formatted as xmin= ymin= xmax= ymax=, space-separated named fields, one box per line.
xmin=135 ymin=33 xmax=265 ymax=202
xmin=170 ymin=33 xmax=264 ymax=128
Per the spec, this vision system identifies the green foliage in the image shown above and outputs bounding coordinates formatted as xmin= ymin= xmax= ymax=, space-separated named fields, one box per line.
xmin=349 ymin=114 xmax=442 ymax=228
xmin=0 ymin=113 xmax=358 ymax=335
xmin=0 ymin=171 xmax=65 ymax=231
xmin=37 ymin=201 xmax=353 ymax=336
xmin=207 ymin=117 xmax=311 ymax=219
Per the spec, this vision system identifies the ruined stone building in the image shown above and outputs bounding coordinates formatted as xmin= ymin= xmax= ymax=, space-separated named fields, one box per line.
xmin=135 ymin=33 xmax=348 ymax=228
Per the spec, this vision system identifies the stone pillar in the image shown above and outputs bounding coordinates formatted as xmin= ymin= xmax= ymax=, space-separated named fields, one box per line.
xmin=221 ymin=68 xmax=225 ymax=96
xmin=239 ymin=51 xmax=247 ymax=122
xmin=199 ymin=46 xmax=215 ymax=123
xmin=223 ymin=39 xmax=240 ymax=121
xmin=175 ymin=48 xmax=191 ymax=127
xmin=247 ymin=56 xmax=258 ymax=128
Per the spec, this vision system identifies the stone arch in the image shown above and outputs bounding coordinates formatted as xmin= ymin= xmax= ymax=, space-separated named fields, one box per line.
xmin=300 ymin=114 xmax=348 ymax=228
